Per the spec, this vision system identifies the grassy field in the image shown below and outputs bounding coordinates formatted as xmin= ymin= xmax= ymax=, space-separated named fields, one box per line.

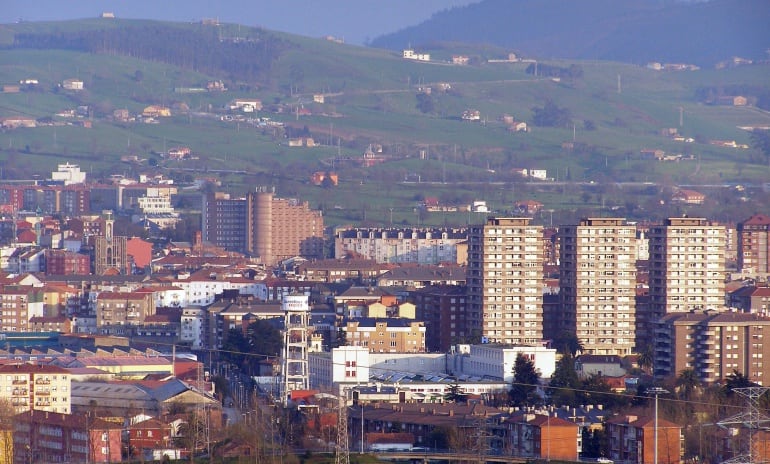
xmin=1 ymin=19 xmax=770 ymax=227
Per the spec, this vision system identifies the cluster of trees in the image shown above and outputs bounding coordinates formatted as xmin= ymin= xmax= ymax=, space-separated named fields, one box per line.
xmin=695 ymin=84 xmax=770 ymax=110
xmin=526 ymin=62 xmax=584 ymax=80
xmin=12 ymin=24 xmax=292 ymax=83
xmin=221 ymin=320 xmax=283 ymax=374
xmin=531 ymin=100 xmax=572 ymax=128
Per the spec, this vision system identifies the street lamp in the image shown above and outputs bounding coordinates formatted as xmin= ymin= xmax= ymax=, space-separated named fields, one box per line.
xmin=647 ymin=387 xmax=669 ymax=464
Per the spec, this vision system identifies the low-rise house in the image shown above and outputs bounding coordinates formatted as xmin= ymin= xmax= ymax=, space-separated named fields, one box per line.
xmin=403 ymin=49 xmax=430 ymax=61
xmin=515 ymin=200 xmax=543 ymax=215
xmin=462 ymin=109 xmax=481 ymax=121
xmin=714 ymin=95 xmax=748 ymax=106
xmin=62 ymin=78 xmax=84 ymax=90
xmin=142 ymin=105 xmax=171 ymax=117
xmin=575 ymin=355 xmax=626 ymax=378
xmin=728 ymin=284 xmax=770 ymax=315
xmin=672 ymin=189 xmax=705 ymax=205
xmin=0 ymin=116 xmax=37 ymax=129
xmin=128 ymin=418 xmax=174 ymax=455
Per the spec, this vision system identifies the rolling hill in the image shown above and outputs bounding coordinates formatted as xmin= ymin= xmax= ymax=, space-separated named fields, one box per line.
xmin=0 ymin=18 xmax=769 ymax=227
xmin=370 ymin=0 xmax=770 ymax=67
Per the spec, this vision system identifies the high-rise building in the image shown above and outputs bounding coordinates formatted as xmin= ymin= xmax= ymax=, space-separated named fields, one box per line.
xmin=648 ymin=217 xmax=725 ymax=318
xmin=201 ymin=188 xmax=324 ymax=265
xmin=737 ymin=214 xmax=770 ymax=275
xmin=246 ymin=188 xmax=324 ymax=265
xmin=201 ymin=192 xmax=247 ymax=251
xmin=467 ymin=217 xmax=543 ymax=345
xmin=560 ymin=218 xmax=637 ymax=356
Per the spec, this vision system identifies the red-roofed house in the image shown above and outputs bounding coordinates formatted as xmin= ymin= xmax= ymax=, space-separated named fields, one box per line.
xmin=515 ymin=200 xmax=544 ymax=215
xmin=672 ymin=189 xmax=705 ymax=205
xmin=127 ymin=418 xmax=174 ymax=454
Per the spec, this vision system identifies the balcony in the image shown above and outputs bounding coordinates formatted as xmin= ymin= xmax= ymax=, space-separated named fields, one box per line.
xmin=12 ymin=389 xmax=28 ymax=396
xmin=35 ymin=379 xmax=51 ymax=385
xmin=35 ymin=390 xmax=50 ymax=396
xmin=12 ymin=379 xmax=27 ymax=385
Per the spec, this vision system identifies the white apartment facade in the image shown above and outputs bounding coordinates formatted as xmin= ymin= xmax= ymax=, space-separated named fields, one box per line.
xmin=467 ymin=217 xmax=544 ymax=345
xmin=560 ymin=218 xmax=637 ymax=356
xmin=649 ymin=217 xmax=725 ymax=318
xmin=334 ymin=227 xmax=466 ymax=264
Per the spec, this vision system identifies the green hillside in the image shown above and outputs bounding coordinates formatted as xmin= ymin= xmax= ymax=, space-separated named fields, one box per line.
xmin=1 ymin=19 xmax=769 ymax=227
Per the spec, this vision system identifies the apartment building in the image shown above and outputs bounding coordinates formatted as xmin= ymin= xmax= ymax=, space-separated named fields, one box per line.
xmin=506 ymin=413 xmax=581 ymax=461
xmin=201 ymin=188 xmax=324 ymax=265
xmin=655 ymin=310 xmax=770 ymax=384
xmin=44 ymin=249 xmax=90 ymax=275
xmin=737 ymin=214 xmax=770 ymax=275
xmin=334 ymin=227 xmax=467 ymax=264
xmin=343 ymin=318 xmax=426 ymax=353
xmin=648 ymin=217 xmax=725 ymax=318
xmin=201 ymin=192 xmax=248 ymax=252
xmin=13 ymin=410 xmax=122 ymax=464
xmin=0 ymin=364 xmax=71 ymax=414
xmin=605 ymin=414 xmax=683 ymax=464
xmin=560 ymin=218 xmax=637 ymax=356
xmin=411 ymin=285 xmax=468 ymax=352
xmin=95 ymin=291 xmax=156 ymax=327
xmin=247 ymin=188 xmax=324 ymax=265
xmin=0 ymin=287 xmax=44 ymax=332
xmin=467 ymin=217 xmax=544 ymax=345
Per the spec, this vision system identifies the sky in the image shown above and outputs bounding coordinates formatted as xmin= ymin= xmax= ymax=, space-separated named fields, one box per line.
xmin=3 ymin=0 xmax=478 ymax=45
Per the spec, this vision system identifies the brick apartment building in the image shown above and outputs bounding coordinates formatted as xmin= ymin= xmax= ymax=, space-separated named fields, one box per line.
xmin=606 ymin=414 xmax=683 ymax=464
xmin=202 ymin=188 xmax=324 ymax=265
xmin=13 ymin=410 xmax=122 ymax=464
xmin=738 ymin=214 xmax=770 ymax=275
xmin=412 ymin=285 xmax=468 ymax=352
xmin=506 ymin=412 xmax=581 ymax=461
xmin=655 ymin=310 xmax=770 ymax=384
xmin=343 ymin=318 xmax=426 ymax=353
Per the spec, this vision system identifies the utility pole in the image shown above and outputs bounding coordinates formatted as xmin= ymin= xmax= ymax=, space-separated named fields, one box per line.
xmin=647 ymin=387 xmax=669 ymax=464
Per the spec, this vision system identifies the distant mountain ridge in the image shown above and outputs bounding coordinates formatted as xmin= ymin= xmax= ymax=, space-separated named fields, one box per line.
xmin=370 ymin=0 xmax=770 ymax=66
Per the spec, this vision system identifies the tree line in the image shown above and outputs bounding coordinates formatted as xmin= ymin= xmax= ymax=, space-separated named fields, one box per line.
xmin=11 ymin=24 xmax=293 ymax=83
